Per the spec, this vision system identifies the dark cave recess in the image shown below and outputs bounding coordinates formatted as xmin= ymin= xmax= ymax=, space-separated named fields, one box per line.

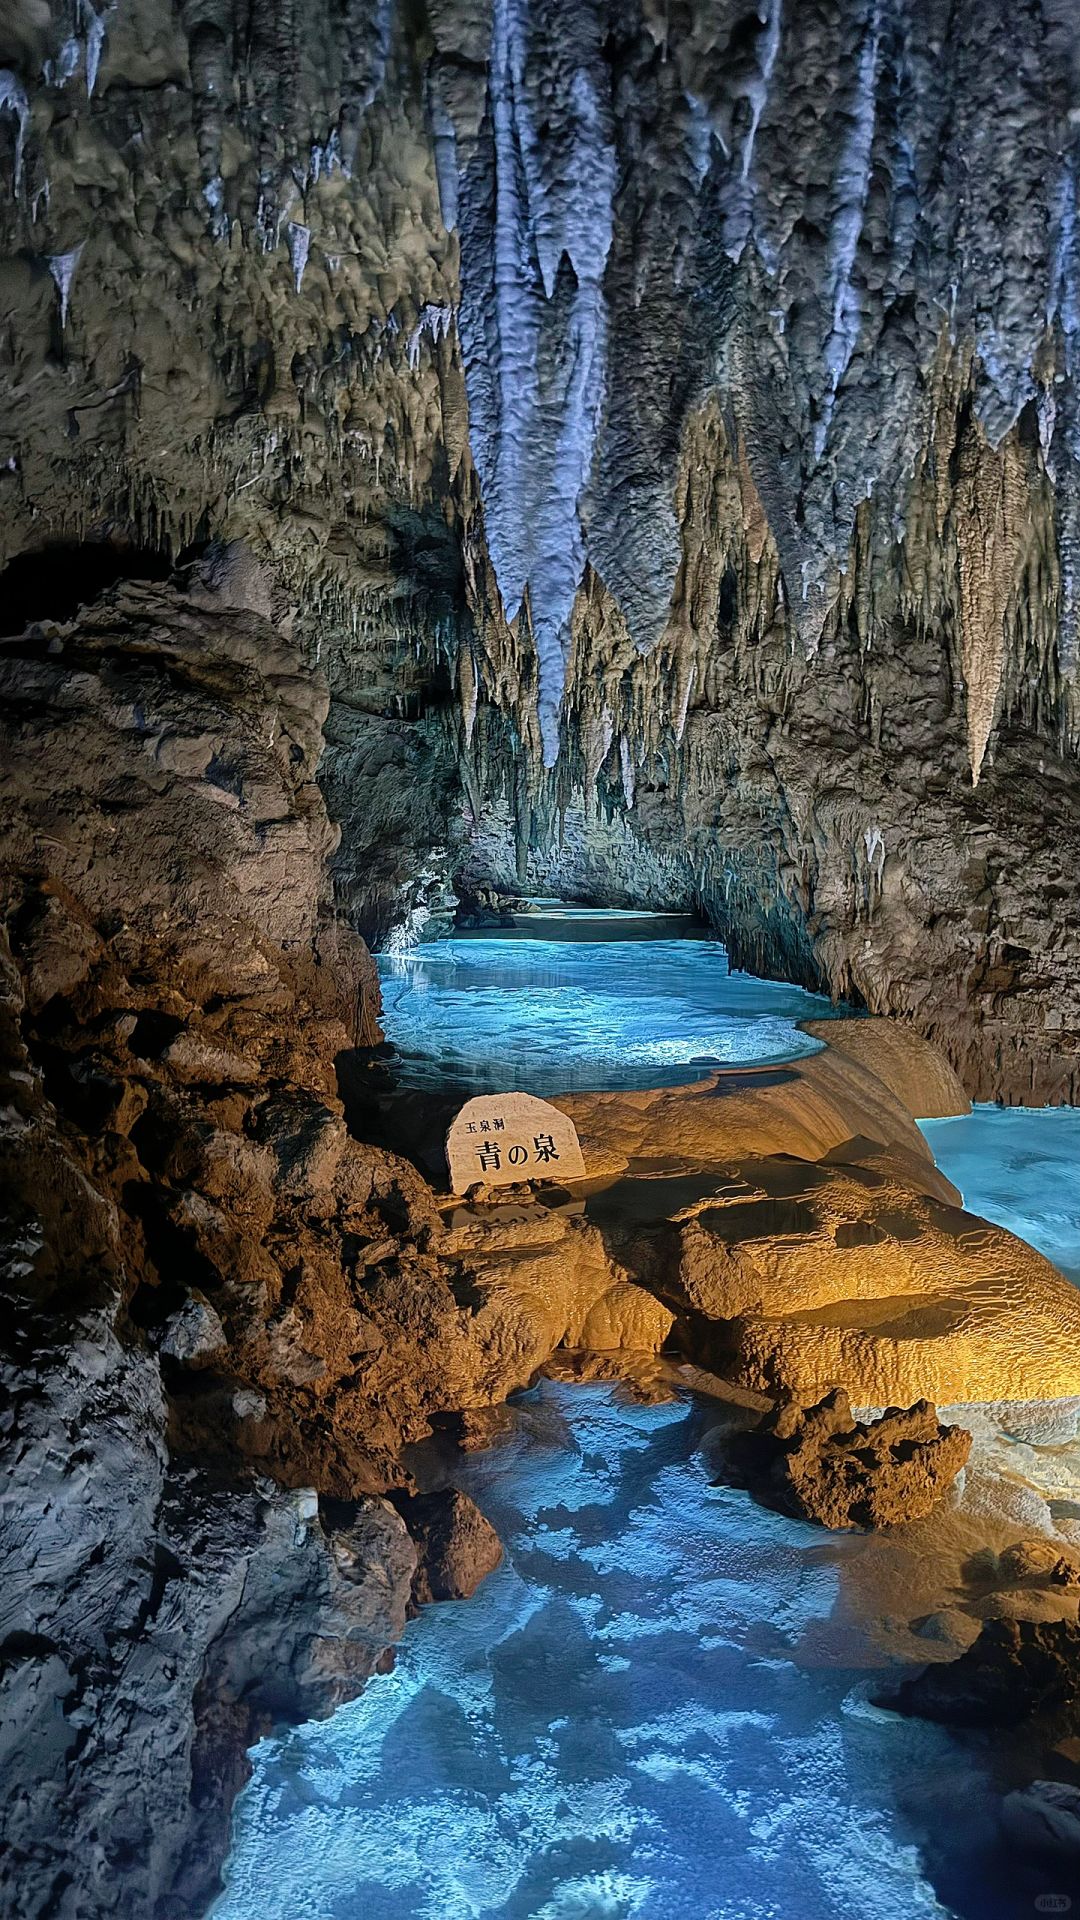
xmin=0 ymin=539 xmax=173 ymax=636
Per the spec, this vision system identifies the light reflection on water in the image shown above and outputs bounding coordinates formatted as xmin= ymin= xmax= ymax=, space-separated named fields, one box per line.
xmin=921 ymin=1104 xmax=1080 ymax=1284
xmin=377 ymin=936 xmax=843 ymax=1094
xmin=212 ymin=1384 xmax=1007 ymax=1920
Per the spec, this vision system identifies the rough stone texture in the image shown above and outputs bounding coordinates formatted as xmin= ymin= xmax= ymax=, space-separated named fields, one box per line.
xmin=996 ymin=1541 xmax=1080 ymax=1593
xmin=727 ymin=1389 xmax=971 ymax=1531
xmin=4 ymin=7 xmax=1080 ymax=1908
xmin=675 ymin=1155 xmax=1080 ymax=1406
xmin=0 ymin=916 xmax=419 ymax=1920
xmin=568 ymin=1047 xmax=1080 ymax=1407
xmin=0 ymin=580 xmax=669 ymax=1918
xmin=890 ymin=1617 xmax=1080 ymax=1729
xmin=397 ymin=1486 xmax=504 ymax=1606
xmin=558 ymin=1025 xmax=961 ymax=1198
xmin=1 ymin=5 xmax=1080 ymax=1095
xmin=1001 ymin=1780 xmax=1080 ymax=1863
xmin=799 ymin=1016 xmax=971 ymax=1122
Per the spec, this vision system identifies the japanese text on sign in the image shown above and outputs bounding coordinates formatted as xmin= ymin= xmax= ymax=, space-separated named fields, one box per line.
xmin=446 ymin=1093 xmax=586 ymax=1194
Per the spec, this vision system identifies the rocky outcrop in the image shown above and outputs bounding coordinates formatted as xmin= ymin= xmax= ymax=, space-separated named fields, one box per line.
xmin=799 ymin=1017 xmax=971 ymax=1123
xmin=675 ymin=1155 xmax=1080 ymax=1406
xmin=568 ymin=1040 xmax=1080 ymax=1406
xmin=4 ymin=8 xmax=1080 ymax=1908
xmin=558 ymin=1027 xmax=962 ymax=1196
xmin=890 ymin=1617 xmax=1080 ymax=1729
xmin=397 ymin=1487 xmax=503 ymax=1607
xmin=0 ymin=571 xmax=662 ymax=1917
xmin=0 ymin=913 xmax=420 ymax=1919
xmin=726 ymin=1390 xmax=971 ymax=1531
xmin=1002 ymin=1780 xmax=1080 ymax=1864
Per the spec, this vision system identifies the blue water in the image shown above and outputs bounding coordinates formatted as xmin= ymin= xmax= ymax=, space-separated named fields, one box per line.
xmin=214 ymin=1384 xmax=1008 ymax=1920
xmin=921 ymin=1105 xmax=1080 ymax=1284
xmin=377 ymin=937 xmax=842 ymax=1094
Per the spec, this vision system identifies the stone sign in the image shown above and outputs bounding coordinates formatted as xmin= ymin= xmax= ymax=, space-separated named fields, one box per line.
xmin=446 ymin=1092 xmax=586 ymax=1194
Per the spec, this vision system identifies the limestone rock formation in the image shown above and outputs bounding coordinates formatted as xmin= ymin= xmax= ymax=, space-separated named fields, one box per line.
xmin=0 ymin=575 xmax=669 ymax=1917
xmin=1002 ymin=1780 xmax=1080 ymax=1863
xmin=0 ymin=916 xmax=420 ymax=1919
xmin=672 ymin=1154 xmax=1080 ymax=1405
xmin=725 ymin=1389 xmax=971 ymax=1531
xmin=0 ymin=3 xmax=1079 ymax=1091
xmin=890 ymin=1617 xmax=1080 ymax=1729
xmin=799 ymin=1016 xmax=971 ymax=1122
xmin=570 ymin=1047 xmax=1080 ymax=1406
xmin=397 ymin=1486 xmax=504 ymax=1606
xmin=5 ymin=3 xmax=1080 ymax=1911
xmin=558 ymin=1026 xmax=962 ymax=1198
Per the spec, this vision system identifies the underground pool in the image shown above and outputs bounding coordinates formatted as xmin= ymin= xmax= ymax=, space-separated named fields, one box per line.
xmin=921 ymin=1105 xmax=1080 ymax=1286
xmin=376 ymin=925 xmax=843 ymax=1094
xmin=208 ymin=934 xmax=1080 ymax=1920
xmin=212 ymin=1382 xmax=1019 ymax=1920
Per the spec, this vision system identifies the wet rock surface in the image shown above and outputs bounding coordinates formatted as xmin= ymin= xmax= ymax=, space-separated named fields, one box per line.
xmin=890 ymin=1617 xmax=1080 ymax=1730
xmin=725 ymin=1389 xmax=972 ymax=1532
xmin=396 ymin=1486 xmax=504 ymax=1607
xmin=0 ymin=577 xmax=649 ymax=1917
xmin=1002 ymin=1779 xmax=1080 ymax=1862
xmin=4 ymin=5 xmax=1080 ymax=1911
xmin=0 ymin=6 xmax=1079 ymax=1091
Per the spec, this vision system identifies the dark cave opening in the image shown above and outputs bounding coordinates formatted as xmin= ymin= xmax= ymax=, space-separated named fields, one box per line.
xmin=0 ymin=539 xmax=173 ymax=636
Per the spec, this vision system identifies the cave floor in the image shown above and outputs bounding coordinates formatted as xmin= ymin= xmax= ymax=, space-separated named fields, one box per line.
xmin=213 ymin=942 xmax=1080 ymax=1920
xmin=212 ymin=1381 xmax=1048 ymax=1920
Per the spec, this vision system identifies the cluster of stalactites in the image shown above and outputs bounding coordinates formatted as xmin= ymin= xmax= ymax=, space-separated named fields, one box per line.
xmin=449 ymin=350 xmax=1079 ymax=880
xmin=0 ymin=0 xmax=400 ymax=310
xmin=423 ymin=0 xmax=1080 ymax=779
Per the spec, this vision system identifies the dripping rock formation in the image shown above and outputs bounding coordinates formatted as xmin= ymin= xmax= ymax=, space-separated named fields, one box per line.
xmin=0 ymin=0 xmax=1078 ymax=1090
xmin=4 ymin=0 xmax=1080 ymax=1912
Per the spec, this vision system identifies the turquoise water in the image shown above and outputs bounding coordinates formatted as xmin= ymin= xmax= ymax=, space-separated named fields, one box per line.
xmin=377 ymin=936 xmax=841 ymax=1094
xmin=920 ymin=1105 xmax=1080 ymax=1284
xmin=213 ymin=1384 xmax=1009 ymax=1920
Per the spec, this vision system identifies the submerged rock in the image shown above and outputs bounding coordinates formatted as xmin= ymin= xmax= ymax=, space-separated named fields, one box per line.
xmin=728 ymin=1389 xmax=971 ymax=1531
xmin=1001 ymin=1779 xmax=1080 ymax=1862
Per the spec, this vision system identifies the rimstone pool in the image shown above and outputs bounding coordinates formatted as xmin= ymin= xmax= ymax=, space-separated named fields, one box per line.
xmin=376 ymin=923 xmax=843 ymax=1094
xmin=211 ymin=929 xmax=1080 ymax=1920
xmin=213 ymin=1383 xmax=1021 ymax=1920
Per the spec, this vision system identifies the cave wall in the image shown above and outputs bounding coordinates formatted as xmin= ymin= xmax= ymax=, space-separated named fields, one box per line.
xmin=5 ymin=6 xmax=1080 ymax=1909
xmin=2 ymin=0 xmax=1080 ymax=1101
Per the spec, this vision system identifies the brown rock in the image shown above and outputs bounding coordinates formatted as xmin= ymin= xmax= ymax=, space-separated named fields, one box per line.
xmin=731 ymin=1389 xmax=971 ymax=1531
xmin=890 ymin=1617 xmax=1080 ymax=1727
xmin=997 ymin=1541 xmax=1080 ymax=1592
xmin=397 ymin=1488 xmax=503 ymax=1606
xmin=454 ymin=1405 xmax=517 ymax=1452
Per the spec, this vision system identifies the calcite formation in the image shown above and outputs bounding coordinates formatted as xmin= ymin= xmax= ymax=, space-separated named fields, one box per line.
xmin=891 ymin=1616 xmax=1080 ymax=1730
xmin=4 ymin=2 xmax=1080 ymax=1912
xmin=396 ymin=1486 xmax=504 ymax=1606
xmin=729 ymin=1389 xmax=972 ymax=1532
xmin=0 ymin=1 xmax=1078 ymax=1089
xmin=676 ymin=1156 xmax=1080 ymax=1405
